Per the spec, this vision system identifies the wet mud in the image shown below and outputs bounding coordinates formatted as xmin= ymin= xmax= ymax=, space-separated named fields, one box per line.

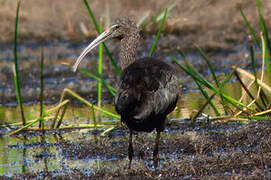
xmin=4 ymin=120 xmax=271 ymax=179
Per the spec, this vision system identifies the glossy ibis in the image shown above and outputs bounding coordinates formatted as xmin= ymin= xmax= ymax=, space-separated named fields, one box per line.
xmin=73 ymin=17 xmax=179 ymax=168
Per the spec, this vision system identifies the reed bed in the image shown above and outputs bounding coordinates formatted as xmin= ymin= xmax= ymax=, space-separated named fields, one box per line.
xmin=170 ymin=0 xmax=271 ymax=122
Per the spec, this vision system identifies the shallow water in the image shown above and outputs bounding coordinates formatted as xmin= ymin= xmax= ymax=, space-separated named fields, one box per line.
xmin=2 ymin=119 xmax=271 ymax=178
xmin=0 ymin=120 xmax=243 ymax=177
xmin=0 ymin=84 xmax=260 ymax=177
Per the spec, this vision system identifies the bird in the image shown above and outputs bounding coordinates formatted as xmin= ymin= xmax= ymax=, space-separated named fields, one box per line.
xmin=73 ymin=17 xmax=179 ymax=169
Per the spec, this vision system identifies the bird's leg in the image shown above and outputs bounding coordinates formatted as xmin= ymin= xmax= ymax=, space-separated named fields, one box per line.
xmin=153 ymin=130 xmax=161 ymax=169
xmin=128 ymin=130 xmax=134 ymax=169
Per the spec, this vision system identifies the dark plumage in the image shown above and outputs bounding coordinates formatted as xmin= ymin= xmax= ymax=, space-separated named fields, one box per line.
xmin=115 ymin=58 xmax=178 ymax=132
xmin=73 ymin=17 xmax=179 ymax=168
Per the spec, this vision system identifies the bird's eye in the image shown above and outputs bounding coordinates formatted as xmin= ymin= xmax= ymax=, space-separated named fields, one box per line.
xmin=115 ymin=25 xmax=120 ymax=29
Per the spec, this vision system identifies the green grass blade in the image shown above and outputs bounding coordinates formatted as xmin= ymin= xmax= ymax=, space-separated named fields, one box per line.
xmin=170 ymin=54 xmax=250 ymax=112
xmin=256 ymin=0 xmax=271 ymax=75
xmin=149 ymin=8 xmax=167 ymax=57
xmin=196 ymin=45 xmax=228 ymax=114
xmin=39 ymin=48 xmax=45 ymax=129
xmin=177 ymin=50 xmax=214 ymax=89
xmin=97 ymin=19 xmax=103 ymax=107
xmin=64 ymin=89 xmax=120 ymax=119
xmin=191 ymin=93 xmax=216 ymax=123
xmin=0 ymin=106 xmax=4 ymax=124
xmin=194 ymin=77 xmax=220 ymax=115
xmin=196 ymin=45 xmax=219 ymax=87
xmin=56 ymin=103 xmax=68 ymax=128
xmin=9 ymin=100 xmax=70 ymax=135
xmin=103 ymin=45 xmax=121 ymax=75
xmin=239 ymin=5 xmax=261 ymax=49
xmin=238 ymin=115 xmax=270 ymax=121
xmin=211 ymin=115 xmax=270 ymax=121
xmin=91 ymin=104 xmax=97 ymax=129
xmin=177 ymin=50 xmax=220 ymax=115
xmin=83 ymin=0 xmax=99 ymax=32
xmin=78 ymin=67 xmax=116 ymax=96
xmin=170 ymin=53 xmax=209 ymax=87
xmin=83 ymin=0 xmax=121 ymax=75
xmin=13 ymin=0 xmax=26 ymax=126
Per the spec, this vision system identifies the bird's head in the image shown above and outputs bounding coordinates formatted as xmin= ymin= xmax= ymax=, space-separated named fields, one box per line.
xmin=73 ymin=17 xmax=138 ymax=72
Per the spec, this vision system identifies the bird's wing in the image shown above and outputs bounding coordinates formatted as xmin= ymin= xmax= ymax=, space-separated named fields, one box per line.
xmin=114 ymin=60 xmax=178 ymax=120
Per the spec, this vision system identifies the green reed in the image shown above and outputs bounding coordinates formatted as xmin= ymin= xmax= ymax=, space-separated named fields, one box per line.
xmin=97 ymin=19 xmax=103 ymax=107
xmin=240 ymin=0 xmax=271 ymax=77
xmin=83 ymin=0 xmax=121 ymax=75
xmin=170 ymin=0 xmax=271 ymax=120
xmin=9 ymin=100 xmax=70 ymax=135
xmin=177 ymin=50 xmax=220 ymax=115
xmin=0 ymin=106 xmax=4 ymax=123
xmin=78 ymin=67 xmax=116 ymax=96
xmin=91 ymin=104 xmax=97 ymax=128
xmin=59 ymin=89 xmax=120 ymax=119
xmin=170 ymin=54 xmax=252 ymax=113
xmin=180 ymin=50 xmax=220 ymax=115
xmin=149 ymin=8 xmax=167 ymax=57
xmin=13 ymin=0 xmax=26 ymax=125
xmin=192 ymin=70 xmax=235 ymax=122
xmin=39 ymin=48 xmax=45 ymax=129
xmin=195 ymin=45 xmax=228 ymax=114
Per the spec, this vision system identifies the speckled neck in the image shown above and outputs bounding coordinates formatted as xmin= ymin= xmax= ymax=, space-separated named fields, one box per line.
xmin=119 ymin=31 xmax=140 ymax=71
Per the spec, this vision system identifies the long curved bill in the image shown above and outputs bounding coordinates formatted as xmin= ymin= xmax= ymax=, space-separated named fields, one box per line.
xmin=72 ymin=27 xmax=114 ymax=72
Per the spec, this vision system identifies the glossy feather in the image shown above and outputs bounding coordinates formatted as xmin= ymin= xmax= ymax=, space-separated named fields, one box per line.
xmin=114 ymin=57 xmax=179 ymax=132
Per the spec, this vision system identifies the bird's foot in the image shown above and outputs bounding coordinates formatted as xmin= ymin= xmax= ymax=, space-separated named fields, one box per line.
xmin=128 ymin=130 xmax=134 ymax=169
xmin=128 ymin=160 xmax=132 ymax=169
xmin=153 ymin=153 xmax=159 ymax=169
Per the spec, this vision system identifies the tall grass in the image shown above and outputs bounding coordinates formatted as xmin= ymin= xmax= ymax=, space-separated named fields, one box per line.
xmin=170 ymin=53 xmax=256 ymax=115
xmin=177 ymin=50 xmax=220 ymax=115
xmin=240 ymin=0 xmax=271 ymax=77
xmin=195 ymin=45 xmax=228 ymax=114
xmin=13 ymin=0 xmax=26 ymax=125
xmin=97 ymin=19 xmax=103 ymax=107
xmin=238 ymin=0 xmax=271 ymax=111
xmin=39 ymin=48 xmax=45 ymax=129
xmin=168 ymin=0 xmax=271 ymax=121
xmin=149 ymin=8 xmax=167 ymax=57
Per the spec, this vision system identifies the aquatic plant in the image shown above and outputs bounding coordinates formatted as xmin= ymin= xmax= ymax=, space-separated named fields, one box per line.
xmin=170 ymin=0 xmax=271 ymax=122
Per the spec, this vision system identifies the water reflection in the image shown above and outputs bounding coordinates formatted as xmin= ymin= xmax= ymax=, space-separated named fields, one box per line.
xmin=0 ymin=129 xmax=128 ymax=176
xmin=0 ymin=90 xmax=213 ymax=176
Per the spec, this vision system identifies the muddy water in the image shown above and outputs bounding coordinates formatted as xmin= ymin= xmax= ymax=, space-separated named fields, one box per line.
xmin=2 ymin=119 xmax=271 ymax=179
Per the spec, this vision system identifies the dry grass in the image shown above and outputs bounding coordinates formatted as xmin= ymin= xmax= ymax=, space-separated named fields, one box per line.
xmin=1 ymin=0 xmax=271 ymax=42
